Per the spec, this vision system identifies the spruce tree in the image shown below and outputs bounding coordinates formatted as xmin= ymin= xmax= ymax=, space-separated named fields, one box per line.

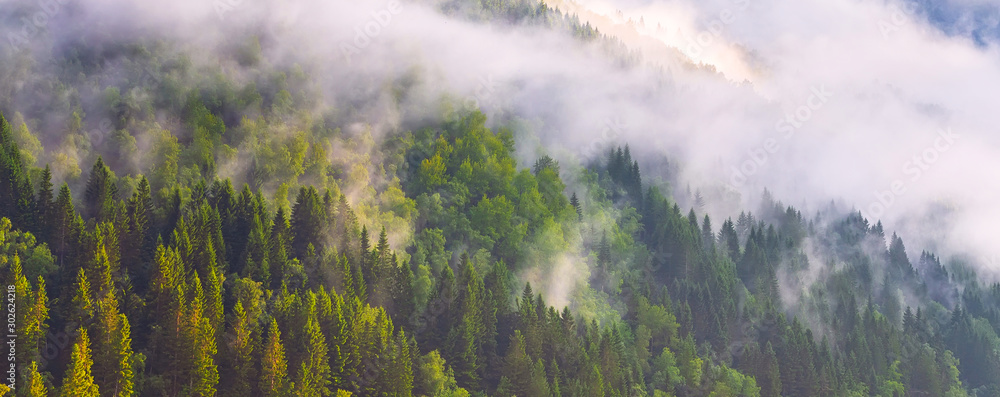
xmin=570 ymin=192 xmax=581 ymax=220
xmin=291 ymin=187 xmax=325 ymax=259
xmin=261 ymin=319 xmax=291 ymax=396
xmin=61 ymin=330 xmax=101 ymax=397
xmin=296 ymin=317 xmax=332 ymax=397
xmin=84 ymin=157 xmax=119 ymax=221
xmin=71 ymin=267 xmax=95 ymax=326
xmin=227 ymin=301 xmax=257 ymax=396
xmin=185 ymin=274 xmax=219 ymax=396
xmin=26 ymin=360 xmax=48 ymax=397
xmin=94 ymin=288 xmax=136 ymax=397
xmin=0 ymin=112 xmax=34 ymax=227
xmin=53 ymin=183 xmax=82 ymax=268
xmin=34 ymin=165 xmax=54 ymax=243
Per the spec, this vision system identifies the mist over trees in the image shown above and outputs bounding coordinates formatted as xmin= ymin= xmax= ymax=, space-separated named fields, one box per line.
xmin=1 ymin=0 xmax=1000 ymax=396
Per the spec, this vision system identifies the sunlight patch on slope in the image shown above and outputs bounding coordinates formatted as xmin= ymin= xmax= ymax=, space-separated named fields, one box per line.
xmin=549 ymin=0 xmax=763 ymax=83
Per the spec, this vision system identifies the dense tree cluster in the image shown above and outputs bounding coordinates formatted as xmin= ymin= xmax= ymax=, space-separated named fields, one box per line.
xmin=5 ymin=103 xmax=1000 ymax=396
xmin=1 ymin=0 xmax=999 ymax=394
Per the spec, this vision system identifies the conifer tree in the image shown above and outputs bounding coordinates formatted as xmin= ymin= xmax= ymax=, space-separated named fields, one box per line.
xmin=243 ymin=212 xmax=271 ymax=283
xmin=227 ymin=300 xmax=257 ymax=396
xmin=94 ymin=288 xmax=136 ymax=397
xmin=297 ymin=317 xmax=332 ymax=397
xmin=23 ymin=275 xmax=49 ymax=363
xmin=71 ymin=267 xmax=95 ymax=326
xmin=26 ymin=360 xmax=48 ymax=397
xmin=34 ymin=165 xmax=54 ymax=242
xmin=291 ymin=186 xmax=326 ymax=259
xmin=61 ymin=330 xmax=101 ymax=397
xmin=570 ymin=192 xmax=581 ymax=220
xmin=204 ymin=265 xmax=224 ymax=342
xmin=501 ymin=331 xmax=532 ymax=396
xmin=0 ymin=113 xmax=34 ymax=227
xmin=185 ymin=275 xmax=219 ymax=396
xmin=13 ymin=256 xmax=48 ymax=365
xmin=53 ymin=183 xmax=83 ymax=267
xmin=85 ymin=157 xmax=119 ymax=221
xmin=261 ymin=319 xmax=291 ymax=397
xmin=123 ymin=176 xmax=153 ymax=283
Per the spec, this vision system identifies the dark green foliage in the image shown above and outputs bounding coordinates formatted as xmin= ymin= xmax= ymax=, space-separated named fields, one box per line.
xmin=0 ymin=59 xmax=996 ymax=397
xmin=291 ymin=186 xmax=326 ymax=260
xmin=84 ymin=157 xmax=119 ymax=221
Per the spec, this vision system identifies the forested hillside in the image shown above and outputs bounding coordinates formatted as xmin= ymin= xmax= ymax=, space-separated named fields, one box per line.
xmin=2 ymin=0 xmax=1000 ymax=396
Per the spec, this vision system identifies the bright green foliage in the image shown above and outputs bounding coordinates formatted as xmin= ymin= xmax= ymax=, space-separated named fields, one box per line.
xmin=93 ymin=289 xmax=136 ymax=396
xmin=61 ymin=330 xmax=100 ymax=397
xmin=225 ymin=301 xmax=256 ymax=396
xmin=261 ymin=319 xmax=291 ymax=396
xmin=1 ymin=52 xmax=999 ymax=397
xmin=26 ymin=360 xmax=48 ymax=397
xmin=296 ymin=317 xmax=332 ymax=397
xmin=708 ymin=364 xmax=760 ymax=397
xmin=185 ymin=275 xmax=220 ymax=396
xmin=651 ymin=346 xmax=682 ymax=395
xmin=415 ymin=350 xmax=471 ymax=397
xmin=71 ymin=267 xmax=95 ymax=326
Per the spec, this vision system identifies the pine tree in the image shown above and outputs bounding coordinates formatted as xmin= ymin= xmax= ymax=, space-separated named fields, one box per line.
xmin=53 ymin=183 xmax=83 ymax=268
xmin=296 ymin=317 xmax=332 ymax=397
xmin=24 ymin=275 xmax=49 ymax=364
xmin=388 ymin=330 xmax=414 ymax=397
xmin=34 ymin=165 xmax=54 ymax=243
xmin=94 ymin=288 xmax=136 ymax=397
xmin=368 ymin=227 xmax=392 ymax=307
xmin=243 ymin=212 xmax=271 ymax=283
xmin=392 ymin=259 xmax=415 ymax=328
xmin=261 ymin=319 xmax=291 ymax=396
xmin=84 ymin=157 xmax=119 ymax=221
xmin=315 ymin=287 xmax=347 ymax=389
xmin=358 ymin=226 xmax=370 ymax=279
xmin=13 ymin=255 xmax=48 ymax=366
xmin=291 ymin=186 xmax=326 ymax=259
xmin=123 ymin=177 xmax=153 ymax=282
xmin=71 ymin=267 xmax=95 ymax=326
xmin=528 ymin=358 xmax=551 ymax=397
xmin=740 ymin=342 xmax=781 ymax=397
xmin=184 ymin=275 xmax=219 ymax=396
xmin=26 ymin=360 xmax=48 ymax=397
xmin=61 ymin=330 xmax=101 ymax=397
xmin=204 ymin=265 xmax=225 ymax=343
xmin=449 ymin=256 xmax=484 ymax=389
xmin=88 ymin=226 xmax=117 ymax=302
xmin=0 ymin=112 xmax=35 ymax=227
xmin=226 ymin=300 xmax=257 ymax=396
xmin=501 ymin=331 xmax=532 ymax=396
xmin=269 ymin=207 xmax=292 ymax=289
xmin=570 ymin=192 xmax=581 ymax=220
